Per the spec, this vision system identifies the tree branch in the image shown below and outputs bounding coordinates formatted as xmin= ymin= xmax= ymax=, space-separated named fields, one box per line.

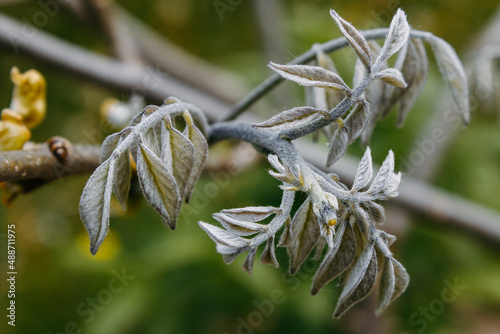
xmin=0 ymin=143 xmax=100 ymax=182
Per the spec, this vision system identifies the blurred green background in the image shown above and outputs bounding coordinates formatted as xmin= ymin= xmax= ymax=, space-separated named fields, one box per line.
xmin=1 ymin=0 xmax=500 ymax=333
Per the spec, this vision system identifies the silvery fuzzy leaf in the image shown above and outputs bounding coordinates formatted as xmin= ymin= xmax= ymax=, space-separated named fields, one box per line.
xmin=268 ymin=154 xmax=285 ymax=174
xmin=198 ymin=221 xmax=250 ymax=249
xmin=429 ymin=36 xmax=470 ymax=124
xmin=100 ymin=131 xmax=122 ymax=163
xmin=327 ymin=126 xmax=348 ymax=167
xmin=376 ymin=256 xmax=395 ymax=316
xmin=166 ymin=119 xmax=195 ymax=198
xmin=261 ymin=236 xmax=279 ymax=268
xmin=143 ymin=121 xmax=162 ymax=157
xmin=287 ymin=198 xmax=320 ymax=275
xmin=352 ymin=147 xmax=373 ymax=192
xmin=383 ymin=172 xmax=401 ymax=199
xmin=182 ymin=111 xmax=208 ymax=203
xmin=269 ymin=62 xmax=351 ymax=93
xmin=380 ymin=231 xmax=396 ymax=247
xmin=368 ymin=150 xmax=395 ymax=195
xmin=253 ymin=107 xmax=329 ymax=129
xmin=397 ymin=39 xmax=428 ymax=127
xmin=311 ymin=221 xmax=356 ymax=295
xmin=278 ymin=218 xmax=292 ymax=247
xmin=376 ymin=9 xmax=410 ymax=66
xmin=374 ymin=68 xmax=407 ymax=88
xmin=390 ymin=258 xmax=410 ymax=304
xmin=213 ymin=213 xmax=266 ymax=236
xmin=242 ymin=248 xmax=258 ymax=275
xmin=363 ymin=201 xmax=386 ymax=225
xmin=160 ymin=118 xmax=173 ymax=174
xmin=338 ymin=218 xmax=367 ymax=287
xmin=329 ymin=10 xmax=372 ymax=70
xmin=350 ymin=202 xmax=371 ymax=226
xmin=344 ymin=101 xmax=370 ymax=144
xmin=333 ymin=243 xmax=378 ymax=318
xmin=79 ymin=158 xmax=115 ymax=255
xmin=112 ymin=150 xmax=131 ymax=210
xmin=221 ymin=206 xmax=282 ymax=222
xmin=136 ymin=140 xmax=180 ymax=229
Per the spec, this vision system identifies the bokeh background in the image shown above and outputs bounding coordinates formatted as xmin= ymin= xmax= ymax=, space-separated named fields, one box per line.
xmin=1 ymin=0 xmax=500 ymax=333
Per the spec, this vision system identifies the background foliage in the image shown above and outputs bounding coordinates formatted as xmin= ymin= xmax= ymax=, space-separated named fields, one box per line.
xmin=1 ymin=0 xmax=500 ymax=333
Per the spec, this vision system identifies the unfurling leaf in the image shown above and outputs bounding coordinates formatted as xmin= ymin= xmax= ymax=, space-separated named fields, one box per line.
xmin=330 ymin=10 xmax=372 ymax=70
xmin=333 ymin=243 xmax=378 ymax=318
xmin=375 ymin=68 xmax=407 ymax=88
xmin=100 ymin=131 xmax=121 ymax=163
xmin=112 ymin=150 xmax=131 ymax=210
xmin=287 ymin=198 xmax=320 ymax=274
xmin=363 ymin=201 xmax=386 ymax=225
xmin=183 ymin=111 xmax=208 ymax=202
xmin=344 ymin=101 xmax=370 ymax=144
xmin=136 ymin=139 xmax=180 ymax=229
xmin=429 ymin=36 xmax=470 ymax=124
xmin=376 ymin=9 xmax=410 ymax=66
xmin=352 ymin=147 xmax=373 ymax=192
xmin=261 ymin=237 xmax=279 ymax=267
xmin=253 ymin=107 xmax=329 ymax=129
xmin=269 ymin=62 xmax=351 ymax=93
xmin=311 ymin=221 xmax=356 ymax=295
xmin=198 ymin=221 xmax=249 ymax=249
xmin=166 ymin=119 xmax=195 ymax=198
xmin=79 ymin=159 xmax=115 ymax=255
xmin=391 ymin=257 xmax=410 ymax=304
xmin=243 ymin=248 xmax=258 ymax=275
xmin=327 ymin=125 xmax=348 ymax=167
xmin=222 ymin=206 xmax=282 ymax=222
xmin=368 ymin=150 xmax=395 ymax=195
xmin=213 ymin=213 xmax=266 ymax=236
xmin=376 ymin=257 xmax=395 ymax=316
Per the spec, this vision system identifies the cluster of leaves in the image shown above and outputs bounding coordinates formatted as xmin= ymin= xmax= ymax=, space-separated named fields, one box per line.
xmin=199 ymin=9 xmax=469 ymax=317
xmin=79 ymin=98 xmax=207 ymax=254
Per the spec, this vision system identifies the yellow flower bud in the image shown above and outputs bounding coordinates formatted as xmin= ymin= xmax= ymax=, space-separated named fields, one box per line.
xmin=0 ymin=109 xmax=31 ymax=151
xmin=9 ymin=66 xmax=47 ymax=129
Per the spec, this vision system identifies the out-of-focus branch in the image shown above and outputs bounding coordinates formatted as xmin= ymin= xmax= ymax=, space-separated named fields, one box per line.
xmin=114 ymin=5 xmax=249 ymax=103
xmin=81 ymin=0 xmax=142 ymax=63
xmin=0 ymin=143 xmax=100 ymax=182
xmin=0 ymin=13 xmax=232 ymax=121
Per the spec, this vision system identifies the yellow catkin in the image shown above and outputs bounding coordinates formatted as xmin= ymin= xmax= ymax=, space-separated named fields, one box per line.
xmin=9 ymin=66 xmax=47 ymax=129
xmin=0 ymin=109 xmax=31 ymax=151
